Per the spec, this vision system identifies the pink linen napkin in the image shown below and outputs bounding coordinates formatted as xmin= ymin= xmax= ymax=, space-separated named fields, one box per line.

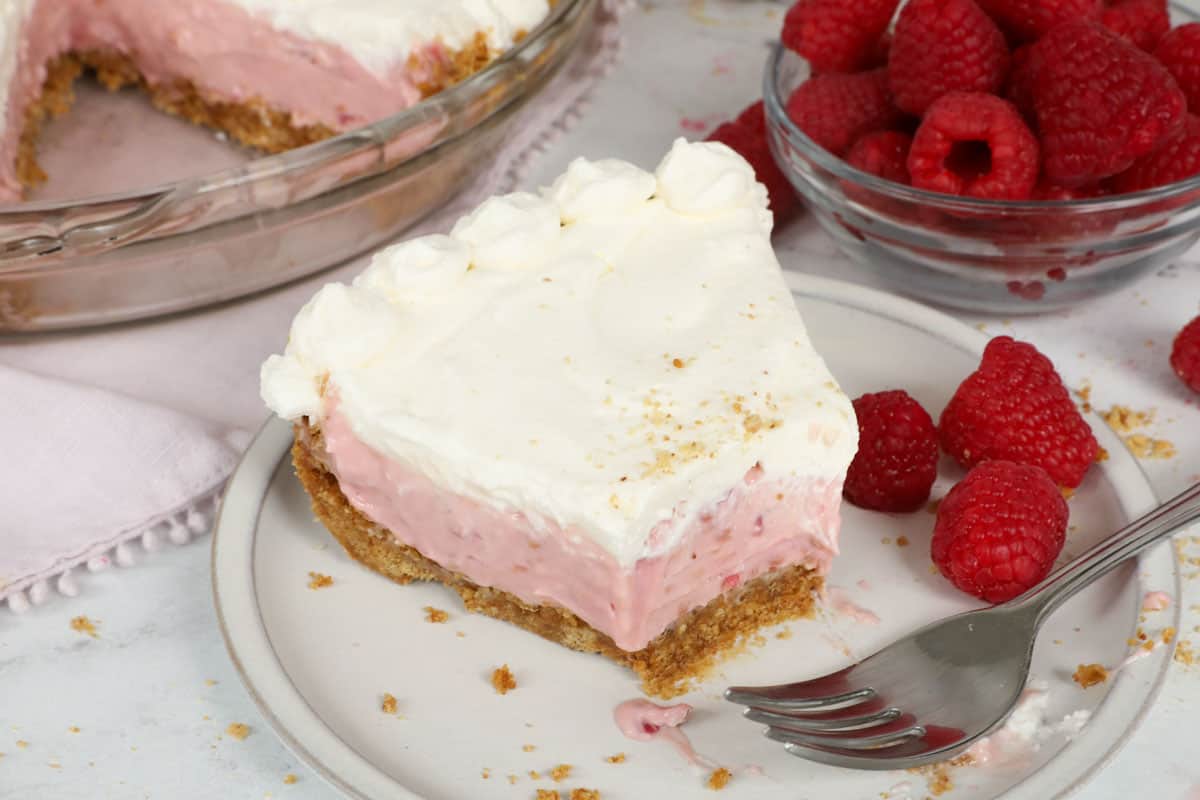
xmin=0 ymin=0 xmax=629 ymax=612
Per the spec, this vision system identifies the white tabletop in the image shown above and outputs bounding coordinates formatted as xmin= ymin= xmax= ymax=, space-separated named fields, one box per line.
xmin=3 ymin=2 xmax=1200 ymax=798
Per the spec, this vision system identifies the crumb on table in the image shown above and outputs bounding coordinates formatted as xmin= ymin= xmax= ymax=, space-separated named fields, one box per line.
xmin=283 ymin=774 xmax=298 ymax=785
xmin=707 ymin=767 xmax=732 ymax=790
xmin=423 ymin=606 xmax=449 ymax=623
xmin=604 ymin=753 xmax=626 ymax=764
xmin=307 ymin=572 xmax=333 ymax=590
xmin=550 ymin=764 xmax=572 ymax=782
xmin=492 ymin=665 xmax=517 ymax=695
xmin=381 ymin=693 xmax=399 ymax=715
xmin=70 ymin=616 xmax=99 ymax=638
xmin=1073 ymin=663 xmax=1109 ymax=688
xmin=570 ymin=790 xmax=601 ymax=800
xmin=225 ymin=723 xmax=251 ymax=741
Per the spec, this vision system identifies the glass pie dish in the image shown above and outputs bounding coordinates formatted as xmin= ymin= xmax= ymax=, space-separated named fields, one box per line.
xmin=0 ymin=0 xmax=597 ymax=332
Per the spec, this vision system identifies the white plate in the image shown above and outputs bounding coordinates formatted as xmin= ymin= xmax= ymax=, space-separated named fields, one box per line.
xmin=213 ymin=274 xmax=1179 ymax=800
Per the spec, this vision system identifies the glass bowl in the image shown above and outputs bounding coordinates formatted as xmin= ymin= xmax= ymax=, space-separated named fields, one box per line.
xmin=763 ymin=41 xmax=1200 ymax=313
xmin=0 ymin=0 xmax=597 ymax=332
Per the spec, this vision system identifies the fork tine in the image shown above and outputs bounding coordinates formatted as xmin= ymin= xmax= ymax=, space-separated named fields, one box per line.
xmin=724 ymin=685 xmax=874 ymax=713
xmin=765 ymin=723 xmax=926 ymax=751
xmin=744 ymin=706 xmax=903 ymax=733
xmin=725 ymin=666 xmax=854 ymax=706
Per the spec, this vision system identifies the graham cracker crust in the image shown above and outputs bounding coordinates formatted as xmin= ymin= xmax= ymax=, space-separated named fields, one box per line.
xmin=15 ymin=33 xmax=496 ymax=192
xmin=292 ymin=423 xmax=824 ymax=699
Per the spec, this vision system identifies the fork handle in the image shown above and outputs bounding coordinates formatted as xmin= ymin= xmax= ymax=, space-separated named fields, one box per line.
xmin=1012 ymin=482 xmax=1200 ymax=624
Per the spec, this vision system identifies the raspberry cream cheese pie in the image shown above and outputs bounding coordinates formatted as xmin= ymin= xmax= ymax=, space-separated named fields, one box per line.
xmin=1 ymin=0 xmax=550 ymax=199
xmin=260 ymin=139 xmax=858 ymax=697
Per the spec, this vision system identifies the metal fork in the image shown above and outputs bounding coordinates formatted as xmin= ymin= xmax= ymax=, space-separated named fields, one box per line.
xmin=726 ymin=482 xmax=1200 ymax=770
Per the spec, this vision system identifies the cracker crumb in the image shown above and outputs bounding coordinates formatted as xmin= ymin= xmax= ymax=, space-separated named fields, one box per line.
xmin=456 ymin=631 xmax=466 ymax=638
xmin=1073 ymin=663 xmax=1109 ymax=688
xmin=508 ymin=775 xmax=520 ymax=785
xmin=1163 ymin=627 xmax=1177 ymax=644
xmin=423 ymin=606 xmax=449 ymax=623
xmin=1103 ymin=405 xmax=1153 ymax=434
xmin=481 ymin=768 xmax=491 ymax=780
xmin=492 ymin=665 xmax=517 ymax=695
xmin=1060 ymin=486 xmax=1075 ymax=500
xmin=529 ymin=770 xmax=543 ymax=780
xmin=549 ymin=764 xmax=572 ymax=782
xmin=925 ymin=498 xmax=942 ymax=515
xmin=775 ymin=628 xmax=793 ymax=640
xmin=604 ymin=753 xmax=626 ymax=764
xmin=381 ymin=694 xmax=399 ymax=715
xmin=1175 ymin=639 xmax=1196 ymax=666
xmin=929 ymin=768 xmax=954 ymax=796
xmin=283 ymin=774 xmax=298 ymax=785
xmin=570 ymin=790 xmax=601 ymax=800
xmin=70 ymin=616 xmax=98 ymax=638
xmin=536 ymin=791 xmax=560 ymax=800
xmin=67 ymin=726 xmax=80 ymax=734
xmin=16 ymin=741 xmax=28 ymax=749
xmin=881 ymin=537 xmax=893 ymax=545
xmin=204 ymin=679 xmax=218 ymax=687
xmin=1124 ymin=433 xmax=1176 ymax=460
xmin=1096 ymin=447 xmax=1109 ymax=462
xmin=226 ymin=723 xmax=251 ymax=741
xmin=307 ymin=572 xmax=333 ymax=590
xmin=523 ymin=744 xmax=537 ymax=752
xmin=896 ymin=536 xmax=910 ymax=547
xmin=707 ymin=767 xmax=733 ymax=790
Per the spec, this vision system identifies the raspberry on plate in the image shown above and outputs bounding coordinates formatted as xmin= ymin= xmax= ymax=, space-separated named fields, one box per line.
xmin=1031 ymin=21 xmax=1186 ymax=186
xmin=939 ymin=336 xmax=1099 ymax=489
xmin=1155 ymin=23 xmax=1200 ymax=112
xmin=707 ymin=101 xmax=802 ymax=225
xmin=844 ymin=390 xmax=938 ymax=512
xmin=1110 ymin=115 xmax=1200 ymax=192
xmin=975 ymin=0 xmax=1102 ymax=43
xmin=1170 ymin=315 xmax=1200 ymax=393
xmin=845 ymin=130 xmax=913 ymax=183
xmin=907 ymin=92 xmax=1039 ymax=199
xmin=931 ymin=460 xmax=1069 ymax=603
xmin=1102 ymin=0 xmax=1170 ymax=51
xmin=782 ymin=0 xmax=901 ymax=74
xmin=786 ymin=69 xmax=905 ymax=156
xmin=889 ymin=0 xmax=1010 ymax=116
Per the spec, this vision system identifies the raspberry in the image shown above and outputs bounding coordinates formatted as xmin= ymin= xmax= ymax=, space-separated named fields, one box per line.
xmin=843 ymin=390 xmax=938 ymax=512
xmin=706 ymin=101 xmax=801 ymax=225
xmin=1102 ymin=0 xmax=1170 ymax=51
xmin=1031 ymin=21 xmax=1186 ymax=186
xmin=939 ymin=336 xmax=1099 ymax=488
xmin=1110 ymin=115 xmax=1200 ymax=192
xmin=846 ymin=130 xmax=913 ymax=183
xmin=782 ymin=0 xmax=901 ymax=74
xmin=1155 ymin=24 xmax=1200 ymax=112
xmin=1170 ymin=315 xmax=1200 ymax=393
xmin=1031 ymin=179 xmax=1108 ymax=200
xmin=907 ymin=93 xmax=1039 ymax=199
xmin=1006 ymin=44 xmax=1041 ymax=123
xmin=786 ymin=69 xmax=905 ymax=156
xmin=931 ymin=461 xmax=1069 ymax=603
xmin=889 ymin=0 xmax=1010 ymax=116
xmin=974 ymin=0 xmax=1102 ymax=43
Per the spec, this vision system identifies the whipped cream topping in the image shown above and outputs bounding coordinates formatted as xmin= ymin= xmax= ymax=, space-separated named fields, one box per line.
xmin=262 ymin=139 xmax=857 ymax=566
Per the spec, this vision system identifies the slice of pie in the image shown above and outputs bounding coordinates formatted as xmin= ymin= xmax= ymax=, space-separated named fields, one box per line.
xmin=261 ymin=138 xmax=858 ymax=697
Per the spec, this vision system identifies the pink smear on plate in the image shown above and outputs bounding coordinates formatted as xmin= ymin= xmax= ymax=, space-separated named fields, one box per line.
xmin=827 ymin=586 xmax=880 ymax=625
xmin=1143 ymin=591 xmax=1171 ymax=611
xmin=679 ymin=117 xmax=710 ymax=133
xmin=613 ymin=699 xmax=717 ymax=768
xmin=856 ymin=578 xmax=872 ymax=591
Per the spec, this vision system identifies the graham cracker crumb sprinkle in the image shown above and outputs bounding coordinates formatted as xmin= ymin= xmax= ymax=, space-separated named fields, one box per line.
xmin=925 ymin=498 xmax=942 ymax=514
xmin=381 ymin=694 xmax=399 ymax=715
xmin=508 ymin=775 xmax=520 ymax=785
xmin=1073 ymin=663 xmax=1109 ymax=688
xmin=456 ymin=631 xmax=466 ymax=638
xmin=225 ymin=723 xmax=251 ymax=741
xmin=536 ymin=791 xmax=560 ymax=800
xmin=604 ymin=753 xmax=626 ymax=763
xmin=492 ymin=665 xmax=517 ymax=695
xmin=307 ymin=572 xmax=333 ymax=590
xmin=523 ymin=744 xmax=537 ymax=752
xmin=1061 ymin=486 xmax=1076 ymax=500
xmin=1123 ymin=433 xmax=1176 ymax=460
xmin=423 ymin=606 xmax=449 ymax=623
xmin=896 ymin=536 xmax=910 ymax=547
xmin=481 ymin=768 xmax=491 ymax=780
xmin=16 ymin=741 xmax=28 ymax=749
xmin=70 ymin=616 xmax=98 ymax=638
xmin=67 ymin=726 xmax=80 ymax=734
xmin=1103 ymin=405 xmax=1154 ymax=434
xmin=550 ymin=764 xmax=573 ymax=782
xmin=1163 ymin=627 xmax=1177 ymax=644
xmin=707 ymin=767 xmax=733 ymax=789
xmin=570 ymin=790 xmax=601 ymax=800
xmin=204 ymin=679 xmax=218 ymax=687
xmin=1175 ymin=639 xmax=1196 ymax=666
xmin=283 ymin=774 xmax=298 ymax=785
xmin=1096 ymin=447 xmax=1110 ymax=462
xmin=775 ymin=628 xmax=793 ymax=640
xmin=530 ymin=770 xmax=543 ymax=780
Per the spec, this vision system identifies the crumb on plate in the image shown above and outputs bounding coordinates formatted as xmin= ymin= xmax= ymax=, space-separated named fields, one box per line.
xmin=481 ymin=768 xmax=491 ymax=779
xmin=896 ymin=536 xmax=910 ymax=547
xmin=225 ymin=723 xmax=250 ymax=741
xmin=307 ymin=572 xmax=333 ymax=590
xmin=523 ymin=744 xmax=536 ymax=752
xmin=70 ymin=616 xmax=98 ymax=638
xmin=283 ymin=774 xmax=298 ymax=785
xmin=492 ymin=665 xmax=517 ymax=695
xmin=570 ymin=790 xmax=601 ymax=800
xmin=381 ymin=694 xmax=398 ymax=715
xmin=550 ymin=764 xmax=572 ymax=782
xmin=1072 ymin=663 xmax=1108 ymax=688
xmin=67 ymin=726 xmax=80 ymax=734
xmin=423 ymin=606 xmax=449 ymax=623
xmin=604 ymin=753 xmax=626 ymax=764
xmin=535 ymin=790 xmax=560 ymax=800
xmin=707 ymin=767 xmax=732 ymax=790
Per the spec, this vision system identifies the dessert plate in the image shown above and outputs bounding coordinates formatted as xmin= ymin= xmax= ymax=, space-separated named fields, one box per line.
xmin=213 ymin=274 xmax=1178 ymax=800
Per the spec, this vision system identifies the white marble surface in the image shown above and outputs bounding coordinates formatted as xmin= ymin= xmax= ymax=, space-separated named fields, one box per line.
xmin=3 ymin=1 xmax=1200 ymax=798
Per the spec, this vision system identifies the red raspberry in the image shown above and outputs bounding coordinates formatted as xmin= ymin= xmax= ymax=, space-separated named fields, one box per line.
xmin=786 ymin=69 xmax=905 ymax=156
xmin=1031 ymin=21 xmax=1186 ymax=186
xmin=846 ymin=130 xmax=913 ymax=183
xmin=843 ymin=390 xmax=938 ymax=512
xmin=939 ymin=336 xmax=1099 ymax=488
xmin=974 ymin=0 xmax=1102 ymax=43
xmin=1155 ymin=24 xmax=1200 ymax=112
xmin=707 ymin=101 xmax=801 ymax=225
xmin=782 ymin=0 xmax=901 ymax=74
xmin=932 ymin=461 xmax=1069 ymax=603
xmin=1170 ymin=315 xmax=1200 ymax=393
xmin=1006 ymin=45 xmax=1041 ymax=123
xmin=889 ymin=0 xmax=1010 ymax=116
xmin=1102 ymin=0 xmax=1170 ymax=51
xmin=1110 ymin=115 xmax=1200 ymax=192
xmin=908 ymin=93 xmax=1039 ymax=199
xmin=1031 ymin=179 xmax=1108 ymax=200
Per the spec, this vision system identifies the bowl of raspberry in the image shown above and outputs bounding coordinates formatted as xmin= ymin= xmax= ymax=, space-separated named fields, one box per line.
xmin=764 ymin=0 xmax=1200 ymax=312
